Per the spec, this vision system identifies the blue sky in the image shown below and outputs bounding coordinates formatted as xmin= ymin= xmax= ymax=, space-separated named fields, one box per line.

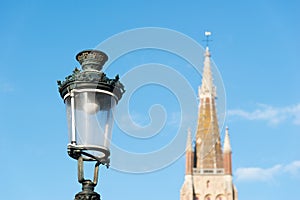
xmin=1 ymin=1 xmax=300 ymax=200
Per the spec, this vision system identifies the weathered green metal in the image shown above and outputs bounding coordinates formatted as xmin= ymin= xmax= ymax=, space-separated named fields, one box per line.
xmin=74 ymin=180 xmax=100 ymax=200
xmin=73 ymin=157 xmax=101 ymax=200
xmin=67 ymin=144 xmax=110 ymax=166
xmin=58 ymin=50 xmax=125 ymax=164
xmin=77 ymin=156 xmax=101 ymax=185
xmin=57 ymin=50 xmax=125 ymax=101
xmin=57 ymin=50 xmax=125 ymax=200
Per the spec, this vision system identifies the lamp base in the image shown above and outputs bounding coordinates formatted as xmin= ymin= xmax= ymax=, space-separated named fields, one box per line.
xmin=68 ymin=144 xmax=110 ymax=166
xmin=74 ymin=180 xmax=100 ymax=200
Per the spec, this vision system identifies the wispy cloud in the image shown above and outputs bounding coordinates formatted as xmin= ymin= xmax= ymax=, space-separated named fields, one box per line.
xmin=235 ymin=165 xmax=282 ymax=182
xmin=284 ymin=160 xmax=300 ymax=175
xmin=235 ymin=160 xmax=300 ymax=182
xmin=228 ymin=103 xmax=300 ymax=125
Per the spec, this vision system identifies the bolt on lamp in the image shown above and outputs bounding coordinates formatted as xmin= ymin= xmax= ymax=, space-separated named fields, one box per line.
xmin=57 ymin=50 xmax=125 ymax=200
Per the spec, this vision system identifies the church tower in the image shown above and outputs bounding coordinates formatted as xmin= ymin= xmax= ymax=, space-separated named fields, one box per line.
xmin=180 ymin=35 xmax=238 ymax=200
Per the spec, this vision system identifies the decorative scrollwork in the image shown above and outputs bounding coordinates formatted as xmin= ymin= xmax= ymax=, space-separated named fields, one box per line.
xmin=57 ymin=67 xmax=125 ymax=100
xmin=57 ymin=50 xmax=125 ymax=101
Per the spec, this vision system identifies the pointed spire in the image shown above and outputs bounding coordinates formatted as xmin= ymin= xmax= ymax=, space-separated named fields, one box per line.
xmin=195 ymin=33 xmax=223 ymax=170
xmin=200 ymin=46 xmax=216 ymax=99
xmin=185 ymin=128 xmax=194 ymax=175
xmin=224 ymin=126 xmax=232 ymax=153
xmin=199 ymin=31 xmax=214 ymax=99
xmin=223 ymin=126 xmax=232 ymax=175
xmin=205 ymin=46 xmax=211 ymax=57
xmin=186 ymin=128 xmax=192 ymax=151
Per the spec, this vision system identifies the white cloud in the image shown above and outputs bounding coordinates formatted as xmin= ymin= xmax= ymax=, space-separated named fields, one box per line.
xmin=235 ymin=160 xmax=300 ymax=182
xmin=235 ymin=165 xmax=282 ymax=182
xmin=284 ymin=161 xmax=300 ymax=175
xmin=228 ymin=103 xmax=300 ymax=125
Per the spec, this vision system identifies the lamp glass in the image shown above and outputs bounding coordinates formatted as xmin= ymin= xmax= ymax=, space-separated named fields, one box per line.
xmin=65 ymin=89 xmax=116 ymax=160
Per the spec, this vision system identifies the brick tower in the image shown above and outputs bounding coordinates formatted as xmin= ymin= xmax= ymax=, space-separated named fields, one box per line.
xmin=180 ymin=44 xmax=238 ymax=200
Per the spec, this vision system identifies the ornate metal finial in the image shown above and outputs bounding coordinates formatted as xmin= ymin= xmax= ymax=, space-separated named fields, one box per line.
xmin=57 ymin=49 xmax=125 ymax=102
xmin=204 ymin=31 xmax=212 ymax=47
xmin=76 ymin=50 xmax=108 ymax=71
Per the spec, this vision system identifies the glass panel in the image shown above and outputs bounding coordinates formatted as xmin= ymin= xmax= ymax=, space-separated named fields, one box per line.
xmin=65 ymin=97 xmax=72 ymax=144
xmin=74 ymin=91 xmax=116 ymax=158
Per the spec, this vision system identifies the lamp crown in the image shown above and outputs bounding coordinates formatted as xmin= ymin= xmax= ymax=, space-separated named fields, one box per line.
xmin=58 ymin=49 xmax=125 ymax=101
xmin=76 ymin=50 xmax=108 ymax=71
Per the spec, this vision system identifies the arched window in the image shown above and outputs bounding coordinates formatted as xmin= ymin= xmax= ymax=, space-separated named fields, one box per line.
xmin=216 ymin=194 xmax=226 ymax=200
xmin=204 ymin=194 xmax=212 ymax=200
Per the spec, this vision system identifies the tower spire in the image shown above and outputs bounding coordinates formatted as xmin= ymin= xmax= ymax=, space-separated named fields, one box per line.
xmin=195 ymin=32 xmax=223 ymax=170
xmin=186 ymin=128 xmax=192 ymax=151
xmin=180 ymin=33 xmax=238 ymax=200
xmin=185 ymin=128 xmax=193 ymax=175
xmin=199 ymin=32 xmax=216 ymax=100
xmin=224 ymin=127 xmax=232 ymax=153
xmin=223 ymin=126 xmax=233 ymax=175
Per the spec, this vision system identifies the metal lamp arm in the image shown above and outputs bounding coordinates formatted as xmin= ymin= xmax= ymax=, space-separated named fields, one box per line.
xmin=77 ymin=156 xmax=101 ymax=186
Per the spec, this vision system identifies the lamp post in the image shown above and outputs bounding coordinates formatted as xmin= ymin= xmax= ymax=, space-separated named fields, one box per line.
xmin=57 ymin=50 xmax=125 ymax=200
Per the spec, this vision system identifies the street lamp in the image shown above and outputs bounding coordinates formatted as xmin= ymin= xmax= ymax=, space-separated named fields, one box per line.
xmin=57 ymin=50 xmax=125 ymax=200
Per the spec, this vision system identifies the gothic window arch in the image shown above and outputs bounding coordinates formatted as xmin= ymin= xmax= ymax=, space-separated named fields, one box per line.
xmin=204 ymin=194 xmax=212 ymax=200
xmin=215 ymin=194 xmax=226 ymax=200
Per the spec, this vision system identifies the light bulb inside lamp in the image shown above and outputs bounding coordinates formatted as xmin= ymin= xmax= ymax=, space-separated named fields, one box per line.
xmin=83 ymin=102 xmax=100 ymax=115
